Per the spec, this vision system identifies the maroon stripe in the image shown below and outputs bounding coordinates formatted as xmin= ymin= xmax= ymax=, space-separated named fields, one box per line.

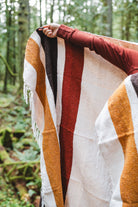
xmin=59 ymin=41 xmax=84 ymax=201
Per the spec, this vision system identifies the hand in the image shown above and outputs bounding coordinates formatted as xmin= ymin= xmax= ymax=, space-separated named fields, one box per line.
xmin=38 ymin=23 xmax=60 ymax=38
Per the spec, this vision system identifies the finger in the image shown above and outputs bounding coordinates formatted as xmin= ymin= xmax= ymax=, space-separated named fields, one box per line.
xmin=42 ymin=28 xmax=48 ymax=34
xmin=43 ymin=28 xmax=49 ymax=32
xmin=43 ymin=25 xmax=50 ymax=29
xmin=38 ymin=25 xmax=50 ymax=31
xmin=47 ymin=31 xmax=53 ymax=37
xmin=43 ymin=29 xmax=52 ymax=36
xmin=38 ymin=27 xmax=44 ymax=31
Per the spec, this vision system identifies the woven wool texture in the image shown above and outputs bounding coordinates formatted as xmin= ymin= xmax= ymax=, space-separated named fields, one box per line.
xmin=24 ymin=29 xmax=138 ymax=207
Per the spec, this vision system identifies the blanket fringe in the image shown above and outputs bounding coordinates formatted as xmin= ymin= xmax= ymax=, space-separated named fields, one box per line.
xmin=41 ymin=194 xmax=47 ymax=207
xmin=24 ymin=83 xmax=50 ymax=207
xmin=23 ymin=84 xmax=30 ymax=105
xmin=23 ymin=83 xmax=41 ymax=147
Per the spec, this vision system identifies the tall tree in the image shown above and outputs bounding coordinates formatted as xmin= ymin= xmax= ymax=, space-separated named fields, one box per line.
xmin=125 ymin=0 xmax=131 ymax=41
xmin=107 ymin=0 xmax=112 ymax=37
xmin=58 ymin=0 xmax=62 ymax=23
xmin=130 ymin=0 xmax=137 ymax=41
xmin=135 ymin=0 xmax=138 ymax=41
xmin=18 ymin=0 xmax=30 ymax=92
xmin=40 ymin=0 xmax=42 ymax=26
xmin=120 ymin=0 xmax=125 ymax=40
xmin=11 ymin=0 xmax=17 ymax=85
xmin=30 ymin=1 xmax=39 ymax=32
xmin=3 ymin=0 xmax=12 ymax=92
xmin=63 ymin=0 xmax=67 ymax=23
xmin=50 ymin=0 xmax=55 ymax=22
xmin=45 ymin=0 xmax=48 ymax=24
xmin=99 ymin=0 xmax=108 ymax=35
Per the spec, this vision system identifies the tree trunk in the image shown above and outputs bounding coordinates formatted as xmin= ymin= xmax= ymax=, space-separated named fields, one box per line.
xmin=120 ymin=0 xmax=125 ymax=40
xmin=90 ymin=0 xmax=95 ymax=33
xmin=11 ymin=0 xmax=16 ymax=85
xmin=12 ymin=31 xmax=16 ymax=85
xmin=50 ymin=0 xmax=55 ymax=22
xmin=40 ymin=0 xmax=42 ymax=26
xmin=63 ymin=0 xmax=66 ymax=23
xmin=107 ymin=0 xmax=112 ymax=37
xmin=125 ymin=0 xmax=131 ymax=41
xmin=3 ymin=0 xmax=11 ymax=93
xmin=45 ymin=0 xmax=47 ymax=24
xmin=18 ymin=0 xmax=29 ymax=93
xmin=135 ymin=0 xmax=138 ymax=41
xmin=100 ymin=0 xmax=108 ymax=36
xmin=28 ymin=1 xmax=30 ymax=34
xmin=58 ymin=0 xmax=61 ymax=23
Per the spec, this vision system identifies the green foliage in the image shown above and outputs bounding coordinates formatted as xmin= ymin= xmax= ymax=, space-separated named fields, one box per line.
xmin=0 ymin=177 xmax=34 ymax=207
xmin=26 ymin=179 xmax=41 ymax=189
xmin=14 ymin=147 xmax=40 ymax=162
xmin=0 ymin=84 xmax=31 ymax=132
xmin=28 ymin=189 xmax=36 ymax=197
xmin=0 ymin=84 xmax=40 ymax=206
xmin=1 ymin=128 xmax=13 ymax=149
xmin=0 ymin=93 xmax=14 ymax=107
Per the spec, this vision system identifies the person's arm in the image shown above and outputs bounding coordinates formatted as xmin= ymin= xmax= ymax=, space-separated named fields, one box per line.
xmin=39 ymin=24 xmax=138 ymax=75
xmin=57 ymin=25 xmax=138 ymax=75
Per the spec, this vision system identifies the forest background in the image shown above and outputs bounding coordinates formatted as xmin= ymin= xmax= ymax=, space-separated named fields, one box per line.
xmin=0 ymin=0 xmax=138 ymax=206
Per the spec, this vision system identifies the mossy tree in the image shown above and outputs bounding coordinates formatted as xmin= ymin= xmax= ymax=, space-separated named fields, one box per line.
xmin=18 ymin=0 xmax=30 ymax=93
xmin=3 ymin=0 xmax=12 ymax=93
xmin=3 ymin=0 xmax=18 ymax=93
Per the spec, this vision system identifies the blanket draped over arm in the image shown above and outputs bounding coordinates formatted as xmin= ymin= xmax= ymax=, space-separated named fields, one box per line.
xmin=23 ymin=29 xmax=138 ymax=207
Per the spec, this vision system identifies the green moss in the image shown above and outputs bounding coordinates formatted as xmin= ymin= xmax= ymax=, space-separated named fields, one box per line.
xmin=1 ymin=128 xmax=13 ymax=149
xmin=0 ymin=177 xmax=34 ymax=207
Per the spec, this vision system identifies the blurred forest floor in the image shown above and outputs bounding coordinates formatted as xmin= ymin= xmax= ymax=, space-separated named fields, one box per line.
xmin=0 ymin=82 xmax=41 ymax=207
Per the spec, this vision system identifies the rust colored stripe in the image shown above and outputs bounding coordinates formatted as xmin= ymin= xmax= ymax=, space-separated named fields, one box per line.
xmin=108 ymin=82 xmax=138 ymax=206
xmin=25 ymin=37 xmax=64 ymax=206
xmin=59 ymin=41 xmax=84 ymax=200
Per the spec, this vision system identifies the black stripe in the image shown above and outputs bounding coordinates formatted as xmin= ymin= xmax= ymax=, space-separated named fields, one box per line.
xmin=131 ymin=73 xmax=138 ymax=97
xmin=36 ymin=29 xmax=58 ymax=104
xmin=39 ymin=196 xmax=42 ymax=207
xmin=39 ymin=195 xmax=46 ymax=207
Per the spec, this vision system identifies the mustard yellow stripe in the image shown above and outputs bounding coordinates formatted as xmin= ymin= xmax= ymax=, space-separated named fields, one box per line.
xmin=25 ymin=37 xmax=64 ymax=206
xmin=42 ymin=94 xmax=64 ymax=207
xmin=25 ymin=38 xmax=45 ymax=85
xmin=108 ymin=82 xmax=138 ymax=206
xmin=123 ymin=203 xmax=138 ymax=207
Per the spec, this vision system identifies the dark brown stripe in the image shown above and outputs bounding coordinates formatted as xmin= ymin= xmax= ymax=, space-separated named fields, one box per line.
xmin=59 ymin=41 xmax=84 ymax=201
xmin=37 ymin=29 xmax=58 ymax=104
xmin=131 ymin=73 xmax=138 ymax=97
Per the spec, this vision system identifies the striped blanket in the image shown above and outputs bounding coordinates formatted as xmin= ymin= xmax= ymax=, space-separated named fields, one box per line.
xmin=23 ymin=29 xmax=138 ymax=207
